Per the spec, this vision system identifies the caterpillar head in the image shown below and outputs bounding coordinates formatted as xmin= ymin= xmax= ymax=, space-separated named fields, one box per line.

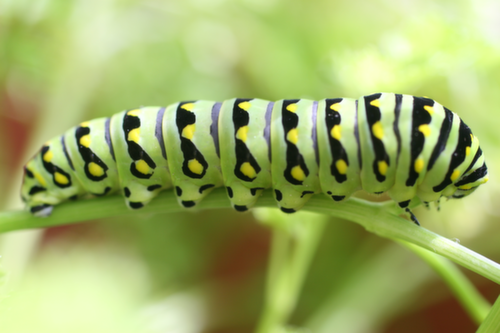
xmin=22 ymin=140 xmax=85 ymax=216
xmin=21 ymin=159 xmax=58 ymax=217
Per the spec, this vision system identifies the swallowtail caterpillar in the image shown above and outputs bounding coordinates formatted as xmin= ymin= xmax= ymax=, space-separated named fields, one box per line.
xmin=21 ymin=93 xmax=488 ymax=224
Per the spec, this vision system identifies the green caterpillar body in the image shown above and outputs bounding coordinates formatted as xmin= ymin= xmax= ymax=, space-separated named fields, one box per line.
xmin=21 ymin=93 xmax=488 ymax=218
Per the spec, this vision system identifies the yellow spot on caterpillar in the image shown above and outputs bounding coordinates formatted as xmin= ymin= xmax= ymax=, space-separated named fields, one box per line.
xmin=236 ymin=126 xmax=248 ymax=142
xmin=127 ymin=109 xmax=141 ymax=117
xmin=414 ymin=158 xmax=424 ymax=173
xmin=291 ymin=165 xmax=306 ymax=181
xmin=135 ymin=159 xmax=151 ymax=175
xmin=418 ymin=124 xmax=431 ymax=137
xmin=181 ymin=103 xmax=195 ymax=111
xmin=287 ymin=128 xmax=299 ymax=144
xmin=238 ymin=101 xmax=251 ymax=111
xmin=43 ymin=149 xmax=53 ymax=163
xmin=372 ymin=121 xmax=384 ymax=140
xmin=240 ymin=162 xmax=257 ymax=179
xmin=80 ymin=121 xmax=90 ymax=127
xmin=336 ymin=159 xmax=347 ymax=175
xmin=370 ymin=99 xmax=380 ymax=107
xmin=188 ymin=159 xmax=204 ymax=175
xmin=423 ymin=105 xmax=434 ymax=115
xmin=330 ymin=125 xmax=341 ymax=140
xmin=330 ymin=103 xmax=341 ymax=112
xmin=450 ymin=169 xmax=461 ymax=181
xmin=470 ymin=134 xmax=474 ymax=141
xmin=458 ymin=184 xmax=473 ymax=190
xmin=54 ymin=172 xmax=69 ymax=185
xmin=79 ymin=134 xmax=91 ymax=147
xmin=88 ymin=162 xmax=105 ymax=177
xmin=482 ymin=177 xmax=489 ymax=184
xmin=286 ymin=103 xmax=297 ymax=112
xmin=465 ymin=146 xmax=471 ymax=156
xmin=378 ymin=161 xmax=388 ymax=176
xmin=182 ymin=124 xmax=196 ymax=140
xmin=33 ymin=170 xmax=47 ymax=187
xmin=128 ymin=128 xmax=140 ymax=143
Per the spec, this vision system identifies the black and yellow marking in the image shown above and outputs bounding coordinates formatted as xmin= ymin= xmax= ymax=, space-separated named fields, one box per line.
xmin=325 ymin=98 xmax=349 ymax=183
xmin=433 ymin=120 xmax=473 ymax=192
xmin=40 ymin=146 xmax=72 ymax=188
xmin=455 ymin=155 xmax=487 ymax=187
xmin=427 ymin=107 xmax=453 ymax=171
xmin=406 ymin=97 xmax=434 ymax=186
xmin=455 ymin=148 xmax=482 ymax=183
xmin=123 ymin=110 xmax=156 ymax=179
xmin=23 ymin=167 xmax=47 ymax=196
xmin=176 ymin=102 xmax=208 ymax=179
xmin=233 ymin=98 xmax=261 ymax=182
xmin=75 ymin=125 xmax=109 ymax=181
xmin=364 ymin=93 xmax=390 ymax=182
xmin=282 ymin=99 xmax=309 ymax=185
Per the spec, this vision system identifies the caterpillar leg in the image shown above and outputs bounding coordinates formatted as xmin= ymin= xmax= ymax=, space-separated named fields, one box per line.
xmin=405 ymin=208 xmax=420 ymax=226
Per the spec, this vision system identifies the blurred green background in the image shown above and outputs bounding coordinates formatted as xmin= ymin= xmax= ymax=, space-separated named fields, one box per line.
xmin=1 ymin=0 xmax=500 ymax=332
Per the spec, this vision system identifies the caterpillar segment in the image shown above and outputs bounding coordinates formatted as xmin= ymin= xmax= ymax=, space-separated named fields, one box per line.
xmin=271 ymin=99 xmax=321 ymax=213
xmin=219 ymin=98 xmax=271 ymax=212
xmin=164 ymin=101 xmax=223 ymax=208
xmin=21 ymin=93 xmax=488 ymax=222
xmin=111 ymin=108 xmax=173 ymax=209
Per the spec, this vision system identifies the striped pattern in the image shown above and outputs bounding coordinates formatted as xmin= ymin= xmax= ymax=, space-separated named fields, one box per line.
xmin=21 ymin=93 xmax=488 ymax=220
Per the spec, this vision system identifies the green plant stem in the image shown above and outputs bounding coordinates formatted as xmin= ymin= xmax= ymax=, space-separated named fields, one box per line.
xmin=1 ymin=188 xmax=500 ymax=286
xmin=254 ymin=210 xmax=327 ymax=333
xmin=399 ymin=240 xmax=491 ymax=325
xmin=477 ymin=294 xmax=500 ymax=333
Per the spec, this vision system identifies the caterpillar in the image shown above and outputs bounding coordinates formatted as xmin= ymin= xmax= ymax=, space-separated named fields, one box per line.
xmin=21 ymin=93 xmax=488 ymax=223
